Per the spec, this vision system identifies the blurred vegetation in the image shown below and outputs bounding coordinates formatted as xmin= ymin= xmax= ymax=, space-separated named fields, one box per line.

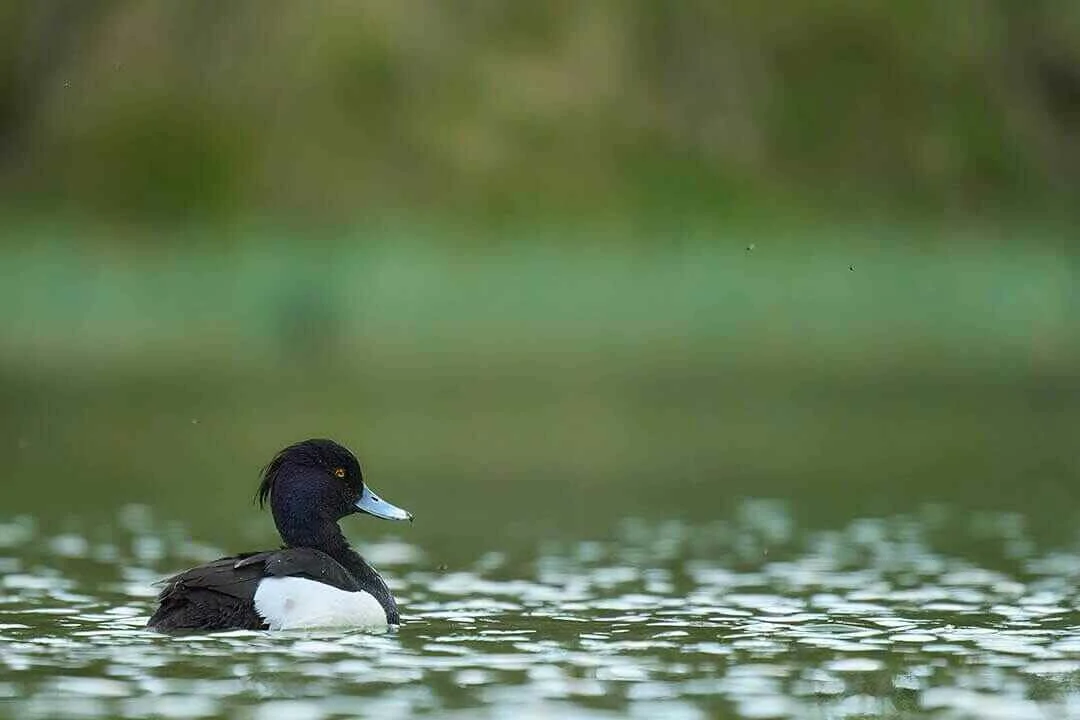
xmin=0 ymin=0 xmax=1078 ymax=229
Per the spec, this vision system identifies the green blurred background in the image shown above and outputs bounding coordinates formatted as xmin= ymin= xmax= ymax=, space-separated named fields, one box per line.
xmin=0 ymin=1 xmax=1077 ymax=551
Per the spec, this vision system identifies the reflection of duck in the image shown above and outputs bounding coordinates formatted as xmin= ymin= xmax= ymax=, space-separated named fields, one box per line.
xmin=147 ymin=439 xmax=413 ymax=632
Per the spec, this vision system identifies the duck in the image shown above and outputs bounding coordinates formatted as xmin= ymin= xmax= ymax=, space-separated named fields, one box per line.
xmin=147 ymin=438 xmax=413 ymax=632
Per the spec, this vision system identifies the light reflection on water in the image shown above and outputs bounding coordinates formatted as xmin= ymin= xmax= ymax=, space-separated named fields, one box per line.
xmin=1 ymin=501 xmax=1079 ymax=720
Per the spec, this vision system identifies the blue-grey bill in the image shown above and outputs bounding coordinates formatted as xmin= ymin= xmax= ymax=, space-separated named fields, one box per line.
xmin=356 ymin=485 xmax=413 ymax=521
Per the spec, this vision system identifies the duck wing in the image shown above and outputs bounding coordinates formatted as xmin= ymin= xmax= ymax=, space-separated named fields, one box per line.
xmin=147 ymin=548 xmax=358 ymax=632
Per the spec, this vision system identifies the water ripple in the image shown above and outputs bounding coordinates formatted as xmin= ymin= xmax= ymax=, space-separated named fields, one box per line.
xmin=0 ymin=502 xmax=1078 ymax=719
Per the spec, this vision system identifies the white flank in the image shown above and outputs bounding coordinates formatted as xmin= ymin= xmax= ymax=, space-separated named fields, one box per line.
xmin=253 ymin=577 xmax=389 ymax=630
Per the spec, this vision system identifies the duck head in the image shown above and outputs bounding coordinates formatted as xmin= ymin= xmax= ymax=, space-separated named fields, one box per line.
xmin=256 ymin=438 xmax=412 ymax=547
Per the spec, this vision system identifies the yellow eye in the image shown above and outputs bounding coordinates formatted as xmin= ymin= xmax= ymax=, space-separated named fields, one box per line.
xmin=333 ymin=468 xmax=346 ymax=479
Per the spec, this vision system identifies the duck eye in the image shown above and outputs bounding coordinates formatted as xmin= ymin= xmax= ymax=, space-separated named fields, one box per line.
xmin=333 ymin=468 xmax=346 ymax=479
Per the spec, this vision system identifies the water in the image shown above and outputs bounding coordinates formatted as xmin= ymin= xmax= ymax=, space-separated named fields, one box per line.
xmin=2 ymin=501 xmax=1079 ymax=719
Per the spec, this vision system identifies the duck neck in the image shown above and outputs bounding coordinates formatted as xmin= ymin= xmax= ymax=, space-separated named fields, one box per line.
xmin=318 ymin=528 xmax=367 ymax=574
xmin=279 ymin=519 xmax=371 ymax=575
xmin=280 ymin=516 xmax=344 ymax=553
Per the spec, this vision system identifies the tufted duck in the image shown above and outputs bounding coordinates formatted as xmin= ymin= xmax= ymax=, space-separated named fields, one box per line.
xmin=147 ymin=439 xmax=412 ymax=632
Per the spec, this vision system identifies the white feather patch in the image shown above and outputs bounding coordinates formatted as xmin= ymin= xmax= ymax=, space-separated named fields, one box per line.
xmin=253 ymin=577 xmax=389 ymax=630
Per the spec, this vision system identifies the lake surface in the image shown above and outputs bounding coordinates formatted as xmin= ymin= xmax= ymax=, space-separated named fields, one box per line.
xmin=2 ymin=500 xmax=1079 ymax=720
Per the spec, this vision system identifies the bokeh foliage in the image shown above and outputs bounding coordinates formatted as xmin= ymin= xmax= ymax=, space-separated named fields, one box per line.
xmin=1 ymin=0 xmax=1078 ymax=227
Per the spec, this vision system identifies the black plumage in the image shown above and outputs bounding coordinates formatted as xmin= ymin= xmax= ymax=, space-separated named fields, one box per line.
xmin=146 ymin=439 xmax=411 ymax=633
